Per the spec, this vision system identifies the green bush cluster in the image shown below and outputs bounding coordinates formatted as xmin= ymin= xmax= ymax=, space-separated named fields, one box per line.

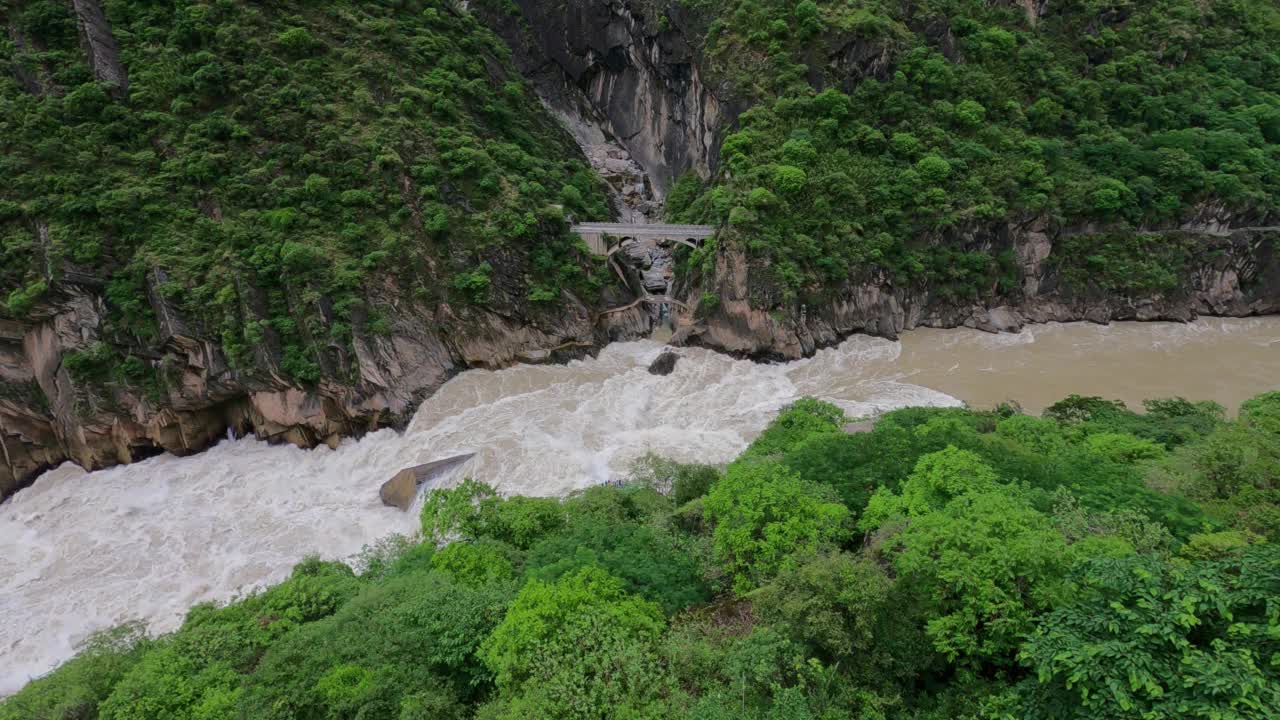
xmin=671 ymin=0 xmax=1280 ymax=302
xmin=0 ymin=0 xmax=612 ymax=384
xmin=8 ymin=390 xmax=1280 ymax=718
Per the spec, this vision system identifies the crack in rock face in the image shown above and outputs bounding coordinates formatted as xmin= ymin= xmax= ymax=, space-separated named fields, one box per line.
xmin=478 ymin=0 xmax=727 ymax=205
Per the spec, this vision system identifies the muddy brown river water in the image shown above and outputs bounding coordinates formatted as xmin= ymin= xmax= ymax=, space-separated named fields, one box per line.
xmin=896 ymin=318 xmax=1280 ymax=414
xmin=2 ymin=317 xmax=1277 ymax=692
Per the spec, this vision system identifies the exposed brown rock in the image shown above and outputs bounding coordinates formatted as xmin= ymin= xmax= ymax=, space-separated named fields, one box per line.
xmin=0 ymin=280 xmax=649 ymax=501
xmin=674 ymin=224 xmax=1280 ymax=360
xmin=379 ymin=454 xmax=477 ymax=511
xmin=379 ymin=467 xmax=419 ymax=512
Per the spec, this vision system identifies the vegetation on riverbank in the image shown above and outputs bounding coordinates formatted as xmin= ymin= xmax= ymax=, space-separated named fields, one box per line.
xmin=669 ymin=0 xmax=1280 ymax=301
xmin=5 ymin=391 xmax=1279 ymax=719
xmin=1 ymin=0 xmax=612 ymax=383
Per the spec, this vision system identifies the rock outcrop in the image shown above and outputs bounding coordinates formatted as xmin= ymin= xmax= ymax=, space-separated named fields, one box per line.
xmin=673 ymin=224 xmax=1280 ymax=360
xmin=6 ymin=9 xmax=61 ymax=97
xmin=478 ymin=0 xmax=733 ymax=198
xmin=647 ymin=350 xmax=680 ymax=376
xmin=69 ymin=0 xmax=129 ymax=97
xmin=379 ymin=453 xmax=476 ymax=511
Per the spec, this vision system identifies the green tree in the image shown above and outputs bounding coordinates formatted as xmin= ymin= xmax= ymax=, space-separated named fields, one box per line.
xmin=861 ymin=446 xmax=999 ymax=528
xmin=704 ymin=460 xmax=850 ymax=594
xmin=99 ymin=559 xmax=361 ymax=720
xmin=238 ymin=569 xmax=509 ymax=718
xmin=421 ymin=479 xmax=500 ymax=544
xmin=753 ymin=552 xmax=930 ymax=687
xmin=0 ymin=625 xmax=148 ymax=720
xmin=741 ymin=398 xmax=845 ymax=460
xmin=524 ymin=519 xmax=710 ymax=613
xmin=431 ymin=539 xmax=519 ymax=586
xmin=421 ymin=480 xmax=565 ymax=549
xmin=871 ymin=487 xmax=1071 ymax=668
xmin=1022 ymin=547 xmax=1280 ymax=718
xmin=479 ymin=567 xmax=670 ymax=719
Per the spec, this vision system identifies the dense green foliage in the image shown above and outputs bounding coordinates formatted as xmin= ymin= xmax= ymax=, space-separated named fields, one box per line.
xmin=7 ymin=391 xmax=1280 ymax=719
xmin=1023 ymin=548 xmax=1280 ymax=718
xmin=670 ymin=0 xmax=1280 ymax=303
xmin=0 ymin=0 xmax=612 ymax=383
xmin=5 ymin=0 xmax=1276 ymax=714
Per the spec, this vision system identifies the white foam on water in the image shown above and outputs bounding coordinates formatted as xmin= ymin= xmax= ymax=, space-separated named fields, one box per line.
xmin=0 ymin=337 xmax=960 ymax=694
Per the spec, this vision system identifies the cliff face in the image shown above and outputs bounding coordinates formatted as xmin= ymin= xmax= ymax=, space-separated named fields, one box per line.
xmin=0 ymin=275 xmax=648 ymax=500
xmin=477 ymin=0 xmax=733 ymax=198
xmin=481 ymin=1 xmax=1280 ymax=359
xmin=4 ymin=0 xmax=1278 ymax=498
xmin=672 ymin=223 xmax=1280 ymax=360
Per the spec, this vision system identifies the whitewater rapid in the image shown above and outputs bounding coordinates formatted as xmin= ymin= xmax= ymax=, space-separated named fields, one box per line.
xmin=3 ymin=318 xmax=1278 ymax=693
xmin=0 ymin=335 xmax=954 ymax=692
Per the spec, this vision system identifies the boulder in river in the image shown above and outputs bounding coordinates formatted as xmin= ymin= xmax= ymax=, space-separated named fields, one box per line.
xmin=379 ymin=453 xmax=476 ymax=511
xmin=975 ymin=306 xmax=1024 ymax=334
xmin=648 ymin=350 xmax=680 ymax=376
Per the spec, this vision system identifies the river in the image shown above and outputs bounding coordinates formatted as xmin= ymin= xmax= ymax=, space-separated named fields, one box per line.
xmin=2 ymin=317 xmax=1278 ymax=692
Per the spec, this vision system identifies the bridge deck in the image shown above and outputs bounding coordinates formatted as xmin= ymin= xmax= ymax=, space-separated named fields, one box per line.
xmin=571 ymin=222 xmax=715 ymax=256
xmin=571 ymin=222 xmax=716 ymax=238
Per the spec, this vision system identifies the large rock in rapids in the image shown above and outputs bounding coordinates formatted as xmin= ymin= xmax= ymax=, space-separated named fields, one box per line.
xmin=647 ymin=350 xmax=680 ymax=376
xmin=379 ymin=453 xmax=477 ymax=511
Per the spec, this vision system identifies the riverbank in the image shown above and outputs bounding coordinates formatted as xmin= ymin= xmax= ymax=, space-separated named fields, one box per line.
xmin=3 ymin=317 xmax=1278 ymax=692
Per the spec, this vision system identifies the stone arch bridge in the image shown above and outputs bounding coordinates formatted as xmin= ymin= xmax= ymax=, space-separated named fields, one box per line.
xmin=570 ymin=223 xmax=715 ymax=256
xmin=570 ymin=223 xmax=715 ymax=311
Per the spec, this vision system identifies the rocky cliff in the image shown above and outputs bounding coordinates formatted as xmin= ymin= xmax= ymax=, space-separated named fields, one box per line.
xmin=0 ymin=274 xmax=648 ymax=500
xmin=672 ymin=224 xmax=1280 ymax=359
xmin=475 ymin=0 xmax=1280 ymax=360
xmin=0 ymin=0 xmax=656 ymax=501
xmin=476 ymin=0 xmax=733 ymax=199
xmin=4 ymin=0 xmax=1278 ymax=499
